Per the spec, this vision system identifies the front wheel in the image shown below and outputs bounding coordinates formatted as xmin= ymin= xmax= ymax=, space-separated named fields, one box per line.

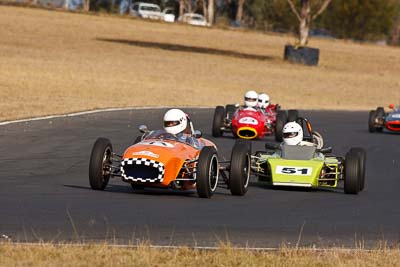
xmin=368 ymin=110 xmax=377 ymax=133
xmin=275 ymin=110 xmax=287 ymax=142
xmin=212 ymin=106 xmax=225 ymax=137
xmin=350 ymin=147 xmax=366 ymax=191
xmin=225 ymin=104 xmax=237 ymax=120
xmin=229 ymin=140 xmax=251 ymax=196
xmin=344 ymin=150 xmax=361 ymax=194
xmin=89 ymin=138 xmax=113 ymax=190
xmin=196 ymin=146 xmax=219 ymax=198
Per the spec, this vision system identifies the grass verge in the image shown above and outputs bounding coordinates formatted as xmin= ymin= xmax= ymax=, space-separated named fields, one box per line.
xmin=1 ymin=242 xmax=400 ymax=267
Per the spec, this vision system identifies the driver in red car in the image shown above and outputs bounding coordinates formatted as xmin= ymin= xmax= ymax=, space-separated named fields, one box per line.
xmin=244 ymin=90 xmax=259 ymax=108
xmin=258 ymin=93 xmax=279 ymax=114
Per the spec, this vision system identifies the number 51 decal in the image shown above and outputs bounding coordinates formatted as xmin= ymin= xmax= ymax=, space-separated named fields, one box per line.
xmin=276 ymin=166 xmax=312 ymax=176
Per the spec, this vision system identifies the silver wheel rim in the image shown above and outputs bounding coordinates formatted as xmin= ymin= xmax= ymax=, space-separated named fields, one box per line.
xmin=101 ymin=147 xmax=112 ymax=183
xmin=209 ymin=155 xmax=219 ymax=192
xmin=243 ymin=154 xmax=250 ymax=188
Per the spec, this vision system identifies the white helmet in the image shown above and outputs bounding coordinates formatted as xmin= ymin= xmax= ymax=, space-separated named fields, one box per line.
xmin=163 ymin=109 xmax=188 ymax=135
xmin=258 ymin=93 xmax=270 ymax=109
xmin=282 ymin=122 xmax=303 ymax=146
xmin=244 ymin=90 xmax=259 ymax=107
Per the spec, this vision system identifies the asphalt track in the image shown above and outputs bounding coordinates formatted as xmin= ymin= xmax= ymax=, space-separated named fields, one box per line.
xmin=0 ymin=108 xmax=399 ymax=248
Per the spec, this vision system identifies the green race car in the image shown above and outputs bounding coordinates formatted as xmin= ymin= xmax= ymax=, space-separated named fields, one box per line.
xmin=248 ymin=118 xmax=366 ymax=194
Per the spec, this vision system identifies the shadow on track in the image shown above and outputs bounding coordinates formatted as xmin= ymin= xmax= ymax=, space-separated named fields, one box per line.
xmin=64 ymin=184 xmax=230 ymax=197
xmin=249 ymin=181 xmax=343 ymax=194
xmin=96 ymin=38 xmax=275 ymax=61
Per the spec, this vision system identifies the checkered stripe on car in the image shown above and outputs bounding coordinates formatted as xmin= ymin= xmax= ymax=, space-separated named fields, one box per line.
xmin=121 ymin=158 xmax=165 ymax=183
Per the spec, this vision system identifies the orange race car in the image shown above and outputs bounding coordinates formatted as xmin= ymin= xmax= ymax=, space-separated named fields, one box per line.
xmin=89 ymin=125 xmax=251 ymax=198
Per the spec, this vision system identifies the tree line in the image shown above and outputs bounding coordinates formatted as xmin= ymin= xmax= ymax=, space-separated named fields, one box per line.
xmin=88 ymin=0 xmax=400 ymax=45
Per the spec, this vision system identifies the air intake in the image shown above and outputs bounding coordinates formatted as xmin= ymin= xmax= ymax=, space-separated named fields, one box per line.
xmin=121 ymin=158 xmax=165 ymax=183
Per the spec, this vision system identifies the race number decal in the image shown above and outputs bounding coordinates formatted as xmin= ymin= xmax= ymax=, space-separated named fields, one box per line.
xmin=238 ymin=117 xmax=258 ymax=125
xmin=141 ymin=141 xmax=174 ymax=148
xmin=276 ymin=166 xmax=312 ymax=176
xmin=391 ymin=114 xmax=400 ymax=118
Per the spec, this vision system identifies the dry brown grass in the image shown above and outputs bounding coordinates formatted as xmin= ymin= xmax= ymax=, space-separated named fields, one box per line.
xmin=1 ymin=5 xmax=400 ymax=121
xmin=1 ymin=243 xmax=400 ymax=267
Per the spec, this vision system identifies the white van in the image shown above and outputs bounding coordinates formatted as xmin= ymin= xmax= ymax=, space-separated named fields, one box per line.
xmin=129 ymin=2 xmax=162 ymax=20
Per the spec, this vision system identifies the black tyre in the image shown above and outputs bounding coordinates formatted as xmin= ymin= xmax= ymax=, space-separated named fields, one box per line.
xmin=89 ymin=138 xmax=113 ymax=190
xmin=375 ymin=107 xmax=385 ymax=132
xmin=225 ymin=104 xmax=237 ymax=119
xmin=344 ymin=151 xmax=361 ymax=195
xmin=376 ymin=107 xmax=385 ymax=117
xmin=229 ymin=140 xmax=251 ymax=196
xmin=284 ymin=44 xmax=320 ymax=66
xmin=368 ymin=110 xmax=377 ymax=133
xmin=287 ymin=109 xmax=299 ymax=122
xmin=350 ymin=147 xmax=366 ymax=191
xmin=196 ymin=146 xmax=219 ymax=198
xmin=212 ymin=106 xmax=225 ymax=137
xmin=275 ymin=110 xmax=287 ymax=142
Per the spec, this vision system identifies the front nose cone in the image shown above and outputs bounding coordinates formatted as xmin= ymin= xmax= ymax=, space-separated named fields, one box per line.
xmin=237 ymin=127 xmax=258 ymax=139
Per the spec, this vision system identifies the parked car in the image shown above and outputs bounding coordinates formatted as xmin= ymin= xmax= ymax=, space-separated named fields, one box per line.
xmin=129 ymin=2 xmax=163 ymax=20
xmin=178 ymin=13 xmax=209 ymax=27
xmin=162 ymin=7 xmax=175 ymax=22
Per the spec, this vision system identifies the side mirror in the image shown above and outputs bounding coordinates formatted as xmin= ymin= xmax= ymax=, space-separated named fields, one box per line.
xmin=138 ymin=125 xmax=148 ymax=133
xmin=193 ymin=130 xmax=202 ymax=138
xmin=389 ymin=104 xmax=395 ymax=109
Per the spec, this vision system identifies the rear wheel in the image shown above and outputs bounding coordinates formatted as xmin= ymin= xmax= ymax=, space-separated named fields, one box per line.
xmin=229 ymin=140 xmax=251 ymax=196
xmin=275 ymin=110 xmax=287 ymax=142
xmin=376 ymin=107 xmax=385 ymax=116
xmin=225 ymin=104 xmax=236 ymax=119
xmin=212 ymin=106 xmax=225 ymax=137
xmin=196 ymin=147 xmax=219 ymax=198
xmin=89 ymin=138 xmax=113 ymax=190
xmin=344 ymin=150 xmax=361 ymax=194
xmin=287 ymin=109 xmax=299 ymax=122
xmin=368 ymin=110 xmax=377 ymax=133
xmin=350 ymin=147 xmax=366 ymax=191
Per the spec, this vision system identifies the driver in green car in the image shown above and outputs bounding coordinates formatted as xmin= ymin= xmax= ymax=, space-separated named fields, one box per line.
xmin=282 ymin=121 xmax=324 ymax=149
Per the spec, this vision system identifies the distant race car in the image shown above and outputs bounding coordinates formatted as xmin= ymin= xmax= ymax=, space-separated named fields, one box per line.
xmin=369 ymin=104 xmax=400 ymax=133
xmin=249 ymin=117 xmax=366 ymax=194
xmin=89 ymin=125 xmax=251 ymax=198
xmin=212 ymin=104 xmax=299 ymax=141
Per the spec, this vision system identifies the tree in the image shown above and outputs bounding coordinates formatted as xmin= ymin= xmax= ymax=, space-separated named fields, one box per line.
xmin=208 ymin=0 xmax=214 ymax=25
xmin=321 ymin=0 xmax=399 ymax=42
xmin=236 ymin=0 xmax=246 ymax=24
xmin=286 ymin=0 xmax=332 ymax=46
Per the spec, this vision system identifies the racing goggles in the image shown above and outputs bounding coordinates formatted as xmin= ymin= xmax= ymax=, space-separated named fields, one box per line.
xmin=283 ymin=132 xmax=299 ymax=138
xmin=164 ymin=120 xmax=180 ymax=127
xmin=258 ymin=99 xmax=269 ymax=104
xmin=245 ymin=97 xmax=257 ymax=102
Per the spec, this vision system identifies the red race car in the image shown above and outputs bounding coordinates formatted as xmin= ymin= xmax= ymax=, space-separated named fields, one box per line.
xmin=212 ymin=104 xmax=299 ymax=141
